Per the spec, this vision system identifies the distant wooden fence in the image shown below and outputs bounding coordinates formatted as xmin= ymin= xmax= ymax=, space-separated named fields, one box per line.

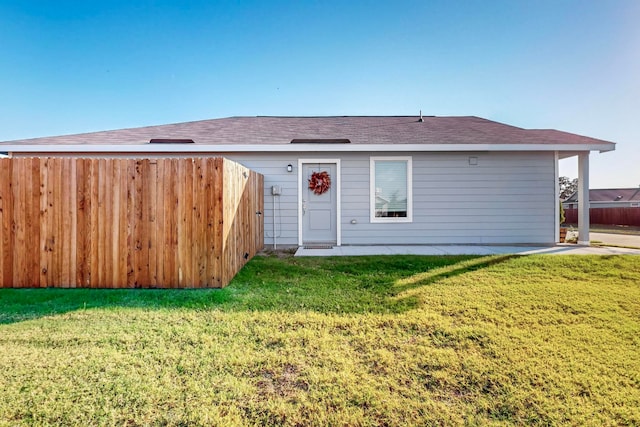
xmin=0 ymin=157 xmax=263 ymax=288
xmin=564 ymin=208 xmax=640 ymax=227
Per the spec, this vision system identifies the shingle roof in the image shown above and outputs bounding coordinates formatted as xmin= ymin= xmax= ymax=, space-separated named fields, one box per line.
xmin=0 ymin=115 xmax=615 ymax=147
xmin=565 ymin=188 xmax=640 ymax=203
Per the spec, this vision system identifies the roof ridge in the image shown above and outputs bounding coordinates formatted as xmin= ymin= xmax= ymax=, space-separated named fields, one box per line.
xmin=253 ymin=115 xmax=436 ymax=118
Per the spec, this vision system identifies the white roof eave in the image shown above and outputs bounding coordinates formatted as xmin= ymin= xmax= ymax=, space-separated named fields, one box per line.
xmin=2 ymin=142 xmax=616 ymax=154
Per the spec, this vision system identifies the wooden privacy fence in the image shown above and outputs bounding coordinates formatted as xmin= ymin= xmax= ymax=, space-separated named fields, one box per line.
xmin=0 ymin=157 xmax=263 ymax=288
xmin=564 ymin=207 xmax=640 ymax=227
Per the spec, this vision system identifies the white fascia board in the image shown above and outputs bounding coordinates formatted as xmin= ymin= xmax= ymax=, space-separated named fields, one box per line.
xmin=2 ymin=142 xmax=616 ymax=153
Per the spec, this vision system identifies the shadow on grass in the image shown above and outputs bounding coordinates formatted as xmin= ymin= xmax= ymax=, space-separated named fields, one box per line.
xmin=392 ymin=255 xmax=517 ymax=294
xmin=0 ymin=254 xmax=517 ymax=325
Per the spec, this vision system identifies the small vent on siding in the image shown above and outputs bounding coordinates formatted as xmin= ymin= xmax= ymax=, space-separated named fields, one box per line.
xmin=149 ymin=138 xmax=195 ymax=144
xmin=290 ymin=139 xmax=350 ymax=144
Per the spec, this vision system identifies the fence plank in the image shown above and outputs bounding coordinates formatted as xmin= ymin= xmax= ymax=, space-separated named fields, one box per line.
xmin=140 ymin=159 xmax=151 ymax=286
xmin=0 ymin=160 xmax=8 ymax=287
xmin=58 ymin=158 xmax=68 ymax=287
xmin=176 ymin=157 xmax=185 ymax=286
xmin=102 ymin=159 xmax=112 ymax=288
xmin=195 ymin=159 xmax=203 ymax=286
xmin=89 ymin=159 xmax=100 ymax=288
xmin=164 ymin=159 xmax=178 ymax=287
xmin=27 ymin=158 xmax=40 ymax=287
xmin=50 ymin=158 xmax=60 ymax=287
xmin=204 ymin=158 xmax=215 ymax=286
xmin=59 ymin=158 xmax=71 ymax=287
xmin=187 ymin=158 xmax=196 ymax=286
xmin=36 ymin=159 xmax=47 ymax=287
xmin=75 ymin=159 xmax=89 ymax=287
xmin=184 ymin=159 xmax=191 ymax=287
xmin=148 ymin=161 xmax=158 ymax=287
xmin=12 ymin=158 xmax=26 ymax=287
xmin=143 ymin=159 xmax=153 ymax=287
xmin=154 ymin=160 xmax=165 ymax=286
xmin=132 ymin=160 xmax=144 ymax=287
xmin=109 ymin=160 xmax=118 ymax=288
xmin=69 ymin=159 xmax=78 ymax=288
xmin=96 ymin=159 xmax=106 ymax=288
xmin=115 ymin=159 xmax=126 ymax=287
xmin=126 ymin=159 xmax=135 ymax=287
xmin=0 ymin=159 xmax=13 ymax=287
xmin=212 ymin=158 xmax=223 ymax=287
xmin=44 ymin=158 xmax=57 ymax=287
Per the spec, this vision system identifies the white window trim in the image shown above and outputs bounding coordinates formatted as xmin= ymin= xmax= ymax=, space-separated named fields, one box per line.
xmin=370 ymin=156 xmax=413 ymax=223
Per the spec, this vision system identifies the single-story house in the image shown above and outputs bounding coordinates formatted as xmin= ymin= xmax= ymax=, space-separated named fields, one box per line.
xmin=563 ymin=188 xmax=640 ymax=209
xmin=1 ymin=115 xmax=615 ymax=247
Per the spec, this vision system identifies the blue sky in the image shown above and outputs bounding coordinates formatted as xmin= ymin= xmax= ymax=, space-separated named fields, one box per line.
xmin=1 ymin=0 xmax=638 ymax=188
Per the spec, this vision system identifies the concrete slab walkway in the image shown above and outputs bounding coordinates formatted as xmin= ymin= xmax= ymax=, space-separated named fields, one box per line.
xmin=590 ymin=232 xmax=640 ymax=249
xmin=295 ymin=244 xmax=640 ymax=257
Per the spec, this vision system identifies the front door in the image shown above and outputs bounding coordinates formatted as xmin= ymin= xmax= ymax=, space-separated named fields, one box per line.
xmin=301 ymin=162 xmax=338 ymax=245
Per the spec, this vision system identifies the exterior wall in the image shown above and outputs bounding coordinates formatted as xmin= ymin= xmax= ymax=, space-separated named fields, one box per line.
xmin=12 ymin=151 xmax=557 ymax=245
xmin=223 ymin=154 xmax=300 ymax=247
xmin=226 ymin=151 xmax=556 ymax=245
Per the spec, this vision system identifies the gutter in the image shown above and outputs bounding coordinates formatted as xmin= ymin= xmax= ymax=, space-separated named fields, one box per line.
xmin=1 ymin=143 xmax=617 ymax=154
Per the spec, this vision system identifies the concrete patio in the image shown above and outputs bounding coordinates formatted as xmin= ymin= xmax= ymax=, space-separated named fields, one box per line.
xmin=295 ymin=244 xmax=640 ymax=257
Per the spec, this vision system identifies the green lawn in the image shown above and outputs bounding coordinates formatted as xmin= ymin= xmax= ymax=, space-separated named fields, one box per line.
xmin=1 ymin=254 xmax=639 ymax=426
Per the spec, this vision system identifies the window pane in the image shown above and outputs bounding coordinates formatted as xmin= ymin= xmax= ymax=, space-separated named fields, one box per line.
xmin=374 ymin=160 xmax=407 ymax=217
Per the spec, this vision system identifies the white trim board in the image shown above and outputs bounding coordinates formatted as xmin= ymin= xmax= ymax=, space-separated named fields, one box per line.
xmin=554 ymin=151 xmax=560 ymax=243
xmin=3 ymin=143 xmax=615 ymax=154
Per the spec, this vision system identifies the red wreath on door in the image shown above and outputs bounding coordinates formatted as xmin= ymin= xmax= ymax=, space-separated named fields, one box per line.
xmin=308 ymin=171 xmax=331 ymax=195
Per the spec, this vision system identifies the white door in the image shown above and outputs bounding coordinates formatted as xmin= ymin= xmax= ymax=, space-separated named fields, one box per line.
xmin=301 ymin=162 xmax=337 ymax=245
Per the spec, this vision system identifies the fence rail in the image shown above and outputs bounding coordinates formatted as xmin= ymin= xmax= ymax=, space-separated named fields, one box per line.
xmin=0 ymin=157 xmax=263 ymax=288
xmin=564 ymin=207 xmax=640 ymax=227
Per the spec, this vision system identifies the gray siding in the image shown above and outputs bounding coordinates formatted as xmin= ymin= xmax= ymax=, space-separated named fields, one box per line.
xmin=227 ymin=151 xmax=556 ymax=246
xmin=223 ymin=154 xmax=301 ymax=246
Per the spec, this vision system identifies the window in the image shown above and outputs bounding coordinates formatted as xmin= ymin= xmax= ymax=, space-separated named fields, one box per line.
xmin=370 ymin=157 xmax=412 ymax=222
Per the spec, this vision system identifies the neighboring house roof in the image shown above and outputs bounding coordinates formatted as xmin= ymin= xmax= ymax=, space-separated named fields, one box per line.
xmin=565 ymin=188 xmax=640 ymax=203
xmin=0 ymin=115 xmax=616 ymax=153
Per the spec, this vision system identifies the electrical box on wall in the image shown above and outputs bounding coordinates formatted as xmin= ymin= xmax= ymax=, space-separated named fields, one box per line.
xmin=271 ymin=185 xmax=282 ymax=195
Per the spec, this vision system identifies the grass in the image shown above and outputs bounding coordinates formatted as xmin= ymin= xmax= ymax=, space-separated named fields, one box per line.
xmin=1 ymin=254 xmax=639 ymax=426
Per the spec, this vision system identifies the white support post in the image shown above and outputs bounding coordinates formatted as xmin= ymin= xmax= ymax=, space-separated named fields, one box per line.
xmin=554 ymin=151 xmax=560 ymax=243
xmin=577 ymin=152 xmax=590 ymax=245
